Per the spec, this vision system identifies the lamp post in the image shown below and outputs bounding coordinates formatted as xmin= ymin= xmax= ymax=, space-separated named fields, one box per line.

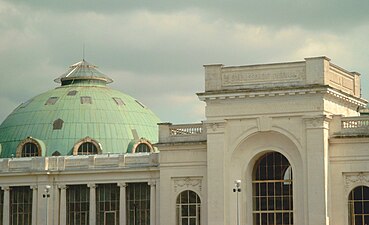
xmin=233 ymin=180 xmax=241 ymax=225
xmin=43 ymin=185 xmax=51 ymax=225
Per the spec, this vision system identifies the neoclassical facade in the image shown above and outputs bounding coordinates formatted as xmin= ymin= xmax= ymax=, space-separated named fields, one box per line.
xmin=0 ymin=56 xmax=369 ymax=225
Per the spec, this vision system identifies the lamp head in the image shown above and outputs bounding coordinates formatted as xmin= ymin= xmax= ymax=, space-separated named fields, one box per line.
xmin=234 ymin=180 xmax=241 ymax=187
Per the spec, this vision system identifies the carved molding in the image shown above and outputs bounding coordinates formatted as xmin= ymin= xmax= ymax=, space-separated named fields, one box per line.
xmin=1 ymin=186 xmax=10 ymax=191
xmin=117 ymin=182 xmax=127 ymax=188
xmin=344 ymin=173 xmax=369 ymax=194
xmin=87 ymin=183 xmax=97 ymax=189
xmin=204 ymin=120 xmax=226 ymax=134
xmin=58 ymin=184 xmax=67 ymax=190
xmin=173 ymin=177 xmax=202 ymax=194
xmin=304 ymin=116 xmax=330 ymax=129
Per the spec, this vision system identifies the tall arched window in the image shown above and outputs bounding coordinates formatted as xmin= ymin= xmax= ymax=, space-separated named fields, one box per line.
xmin=176 ymin=190 xmax=201 ymax=225
xmin=348 ymin=185 xmax=369 ymax=225
xmin=22 ymin=142 xmax=39 ymax=157
xmin=252 ymin=152 xmax=293 ymax=225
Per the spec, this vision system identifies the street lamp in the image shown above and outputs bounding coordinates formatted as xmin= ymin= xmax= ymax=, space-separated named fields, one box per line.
xmin=43 ymin=185 xmax=51 ymax=225
xmin=233 ymin=180 xmax=241 ymax=225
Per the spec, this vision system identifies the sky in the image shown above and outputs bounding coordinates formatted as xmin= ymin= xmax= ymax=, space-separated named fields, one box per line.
xmin=1 ymin=0 xmax=369 ymax=124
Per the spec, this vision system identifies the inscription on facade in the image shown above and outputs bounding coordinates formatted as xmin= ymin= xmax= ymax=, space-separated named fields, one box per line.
xmin=222 ymin=67 xmax=305 ymax=86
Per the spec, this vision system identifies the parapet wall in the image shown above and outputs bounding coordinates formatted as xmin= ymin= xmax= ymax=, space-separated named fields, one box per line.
xmin=204 ymin=56 xmax=361 ymax=98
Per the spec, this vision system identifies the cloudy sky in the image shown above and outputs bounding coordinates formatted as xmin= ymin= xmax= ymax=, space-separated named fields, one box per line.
xmin=1 ymin=0 xmax=369 ymax=124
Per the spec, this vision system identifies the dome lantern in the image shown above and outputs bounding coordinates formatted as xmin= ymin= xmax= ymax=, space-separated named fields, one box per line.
xmin=54 ymin=59 xmax=113 ymax=86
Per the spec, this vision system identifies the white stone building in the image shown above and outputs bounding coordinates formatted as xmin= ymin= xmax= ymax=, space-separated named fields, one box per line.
xmin=0 ymin=56 xmax=369 ymax=225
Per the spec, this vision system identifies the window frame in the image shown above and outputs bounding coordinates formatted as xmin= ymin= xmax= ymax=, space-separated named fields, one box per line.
xmin=126 ymin=183 xmax=150 ymax=225
xmin=10 ymin=186 xmax=33 ymax=225
xmin=72 ymin=137 xmax=102 ymax=156
xmin=16 ymin=137 xmax=42 ymax=157
xmin=176 ymin=190 xmax=201 ymax=225
xmin=96 ymin=183 xmax=120 ymax=225
xmin=252 ymin=151 xmax=293 ymax=225
xmin=132 ymin=139 xmax=153 ymax=153
xmin=66 ymin=184 xmax=90 ymax=225
xmin=348 ymin=185 xmax=369 ymax=225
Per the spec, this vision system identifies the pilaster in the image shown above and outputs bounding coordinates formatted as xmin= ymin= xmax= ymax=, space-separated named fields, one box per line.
xmin=149 ymin=181 xmax=156 ymax=225
xmin=304 ymin=115 xmax=331 ymax=225
xmin=1 ymin=186 xmax=9 ymax=225
xmin=205 ymin=120 xmax=227 ymax=225
xmin=88 ymin=183 xmax=97 ymax=225
xmin=118 ymin=182 xmax=127 ymax=225
xmin=30 ymin=185 xmax=38 ymax=225
xmin=58 ymin=185 xmax=67 ymax=225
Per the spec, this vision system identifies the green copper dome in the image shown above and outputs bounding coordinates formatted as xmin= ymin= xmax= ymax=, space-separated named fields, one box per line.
xmin=0 ymin=60 xmax=160 ymax=157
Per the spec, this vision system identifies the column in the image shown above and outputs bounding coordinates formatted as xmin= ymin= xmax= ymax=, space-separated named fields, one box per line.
xmin=59 ymin=185 xmax=67 ymax=225
xmin=88 ymin=183 xmax=96 ymax=225
xmin=2 ymin=186 xmax=9 ymax=225
xmin=118 ymin=182 xmax=127 ymax=225
xmin=149 ymin=181 xmax=156 ymax=225
xmin=30 ymin=185 xmax=38 ymax=225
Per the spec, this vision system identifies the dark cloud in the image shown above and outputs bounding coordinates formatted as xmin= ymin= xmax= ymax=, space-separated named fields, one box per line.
xmin=7 ymin=0 xmax=369 ymax=32
xmin=1 ymin=0 xmax=369 ymax=124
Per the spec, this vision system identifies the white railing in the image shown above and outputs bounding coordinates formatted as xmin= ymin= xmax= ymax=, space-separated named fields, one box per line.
xmin=341 ymin=117 xmax=369 ymax=129
xmin=169 ymin=124 xmax=203 ymax=136
xmin=158 ymin=123 xmax=207 ymax=143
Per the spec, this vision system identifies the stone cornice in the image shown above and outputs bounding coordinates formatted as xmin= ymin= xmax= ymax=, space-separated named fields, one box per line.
xmin=197 ymin=86 xmax=367 ymax=107
xmin=198 ymin=85 xmax=327 ymax=100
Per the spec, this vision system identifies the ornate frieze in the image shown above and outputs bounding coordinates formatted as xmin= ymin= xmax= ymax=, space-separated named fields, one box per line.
xmin=173 ymin=177 xmax=202 ymax=193
xmin=304 ymin=116 xmax=330 ymax=129
xmin=344 ymin=173 xmax=369 ymax=194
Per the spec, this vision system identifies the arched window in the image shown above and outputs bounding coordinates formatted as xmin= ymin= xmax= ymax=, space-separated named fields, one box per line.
xmin=78 ymin=142 xmax=98 ymax=155
xmin=22 ymin=143 xmax=39 ymax=157
xmin=131 ymin=139 xmax=153 ymax=153
xmin=252 ymin=152 xmax=293 ymax=225
xmin=348 ymin=185 xmax=369 ymax=225
xmin=72 ymin=137 xmax=102 ymax=155
xmin=135 ymin=143 xmax=150 ymax=153
xmin=176 ymin=190 xmax=201 ymax=225
xmin=16 ymin=137 xmax=42 ymax=157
